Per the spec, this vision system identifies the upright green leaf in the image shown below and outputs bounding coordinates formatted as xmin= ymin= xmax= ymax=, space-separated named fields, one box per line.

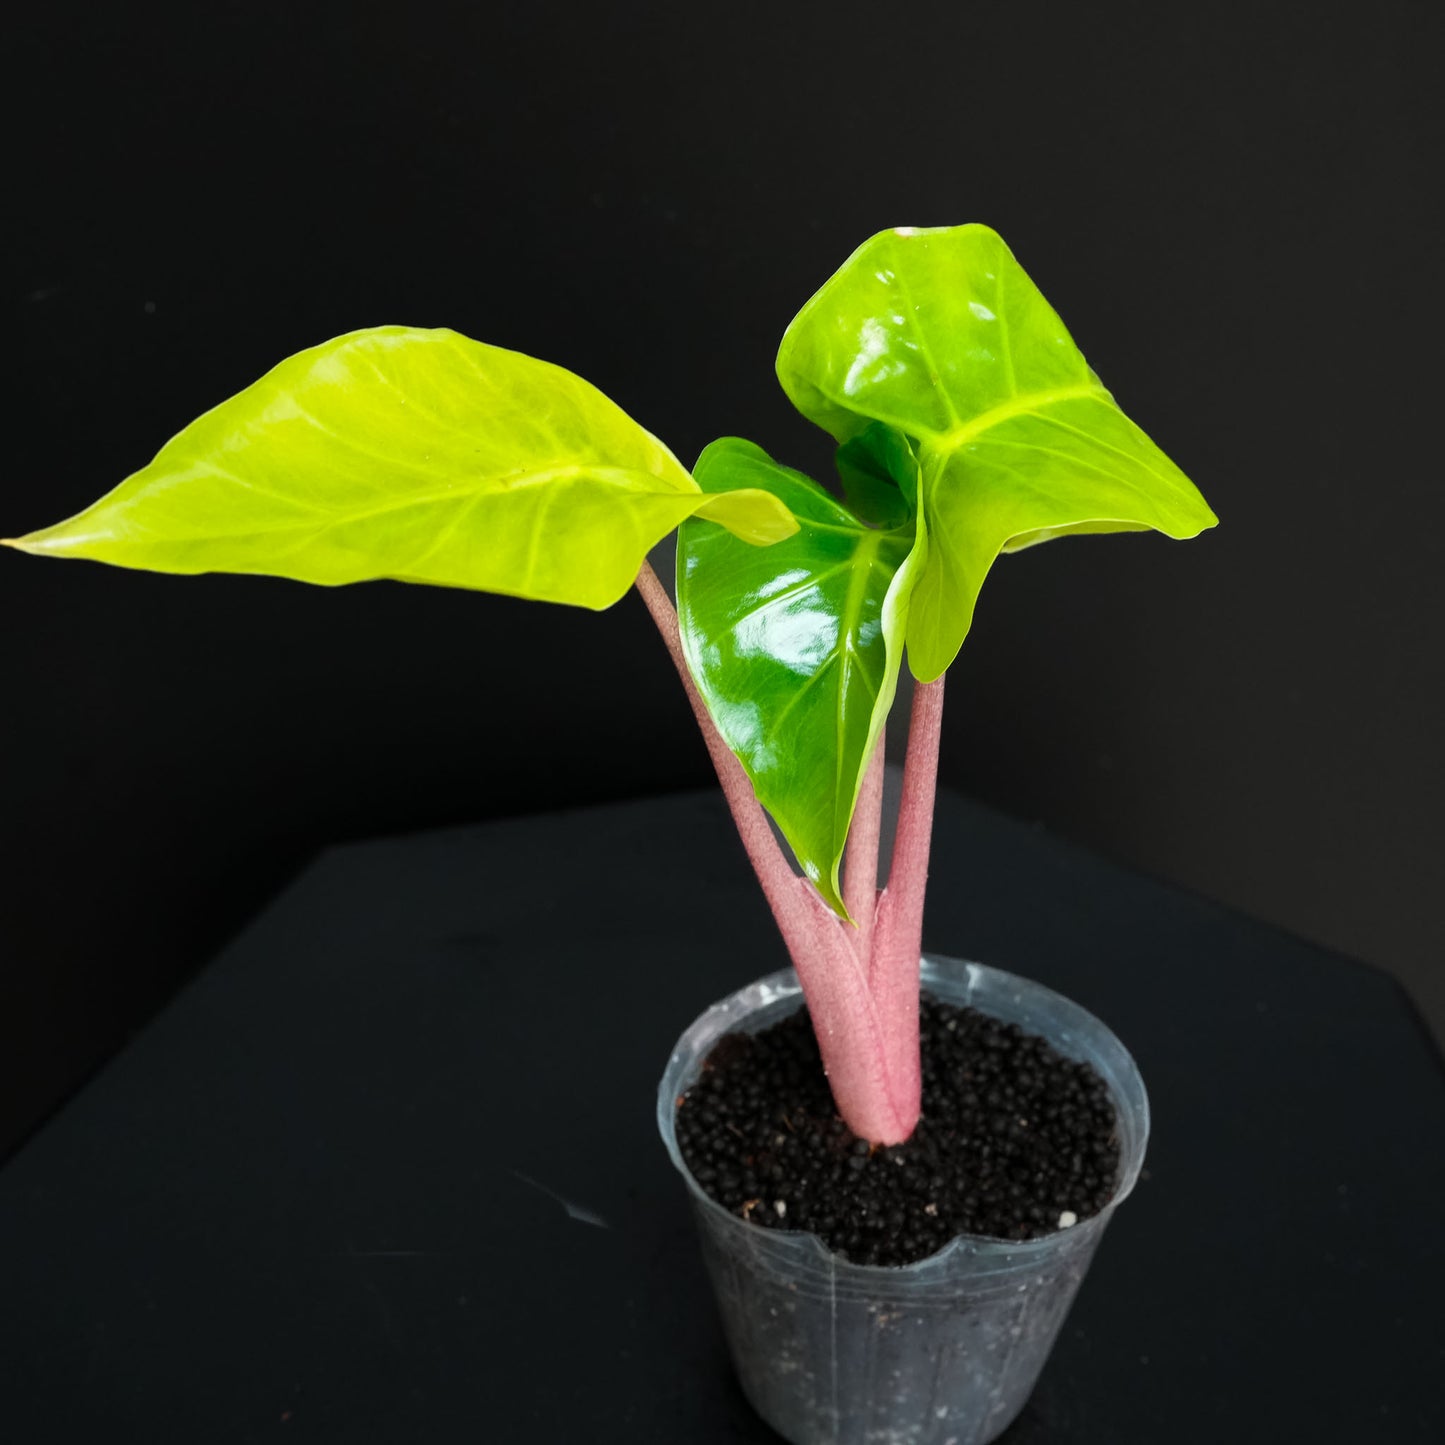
xmin=777 ymin=225 xmax=1217 ymax=679
xmin=7 ymin=327 xmax=797 ymax=610
xmin=678 ymin=437 xmax=925 ymax=914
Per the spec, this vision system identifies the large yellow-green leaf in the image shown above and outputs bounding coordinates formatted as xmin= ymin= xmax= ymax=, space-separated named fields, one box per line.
xmin=6 ymin=327 xmax=796 ymax=610
xmin=677 ymin=436 xmax=925 ymax=914
xmin=776 ymin=225 xmax=1217 ymax=679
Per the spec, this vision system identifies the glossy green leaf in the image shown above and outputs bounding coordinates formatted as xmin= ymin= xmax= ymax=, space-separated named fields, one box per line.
xmin=6 ymin=327 xmax=797 ymax=610
xmin=677 ymin=437 xmax=925 ymax=914
xmin=777 ymin=224 xmax=1218 ymax=680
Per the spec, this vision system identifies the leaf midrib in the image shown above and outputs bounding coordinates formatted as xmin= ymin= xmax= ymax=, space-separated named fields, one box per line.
xmin=918 ymin=384 xmax=1109 ymax=452
xmin=35 ymin=463 xmax=692 ymax=551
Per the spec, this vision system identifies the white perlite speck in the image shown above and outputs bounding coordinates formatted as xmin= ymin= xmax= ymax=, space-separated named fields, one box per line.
xmin=1057 ymin=1210 xmax=1078 ymax=1229
xmin=774 ymin=1200 xmax=787 ymax=1218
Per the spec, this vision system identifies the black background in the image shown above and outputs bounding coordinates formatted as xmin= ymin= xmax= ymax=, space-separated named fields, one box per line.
xmin=3 ymin=0 xmax=1440 ymax=1156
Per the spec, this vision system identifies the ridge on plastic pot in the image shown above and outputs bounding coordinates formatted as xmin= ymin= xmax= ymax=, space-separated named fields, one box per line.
xmin=657 ymin=956 xmax=1150 ymax=1445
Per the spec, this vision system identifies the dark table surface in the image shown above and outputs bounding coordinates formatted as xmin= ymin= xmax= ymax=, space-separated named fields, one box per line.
xmin=2 ymin=787 xmax=1441 ymax=1442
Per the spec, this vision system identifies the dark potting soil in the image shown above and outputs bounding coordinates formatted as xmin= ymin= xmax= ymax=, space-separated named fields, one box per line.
xmin=674 ymin=993 xmax=1121 ymax=1267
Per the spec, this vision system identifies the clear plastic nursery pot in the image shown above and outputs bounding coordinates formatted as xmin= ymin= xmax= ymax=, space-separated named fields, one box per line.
xmin=657 ymin=956 xmax=1150 ymax=1445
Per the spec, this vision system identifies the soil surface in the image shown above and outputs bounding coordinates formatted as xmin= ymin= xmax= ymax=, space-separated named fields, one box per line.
xmin=675 ymin=993 xmax=1121 ymax=1266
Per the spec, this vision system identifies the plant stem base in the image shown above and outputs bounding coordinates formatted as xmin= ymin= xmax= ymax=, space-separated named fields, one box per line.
xmin=659 ymin=957 xmax=1150 ymax=1445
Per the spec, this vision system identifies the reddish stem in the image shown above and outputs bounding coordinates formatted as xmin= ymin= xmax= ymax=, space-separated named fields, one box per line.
xmin=869 ymin=675 xmax=946 ymax=1130
xmin=635 ymin=561 xmax=921 ymax=1145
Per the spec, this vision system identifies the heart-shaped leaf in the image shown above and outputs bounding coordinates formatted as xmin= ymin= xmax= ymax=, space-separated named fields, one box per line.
xmin=777 ymin=225 xmax=1217 ymax=679
xmin=677 ymin=437 xmax=925 ymax=914
xmin=7 ymin=327 xmax=797 ymax=610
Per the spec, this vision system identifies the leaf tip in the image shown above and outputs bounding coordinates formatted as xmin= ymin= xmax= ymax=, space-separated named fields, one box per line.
xmin=1177 ymin=497 xmax=1220 ymax=538
xmin=2 ymin=528 xmax=74 ymax=557
xmin=799 ymin=855 xmax=852 ymax=922
xmin=823 ymin=868 xmax=858 ymax=926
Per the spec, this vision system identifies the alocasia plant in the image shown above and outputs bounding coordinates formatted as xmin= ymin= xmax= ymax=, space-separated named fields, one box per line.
xmin=4 ymin=224 xmax=1215 ymax=1145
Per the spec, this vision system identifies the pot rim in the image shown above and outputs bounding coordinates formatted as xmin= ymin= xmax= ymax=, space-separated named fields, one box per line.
xmin=657 ymin=954 xmax=1150 ymax=1278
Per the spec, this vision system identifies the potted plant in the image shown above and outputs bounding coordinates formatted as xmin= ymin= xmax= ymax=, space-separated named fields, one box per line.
xmin=5 ymin=224 xmax=1214 ymax=1444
